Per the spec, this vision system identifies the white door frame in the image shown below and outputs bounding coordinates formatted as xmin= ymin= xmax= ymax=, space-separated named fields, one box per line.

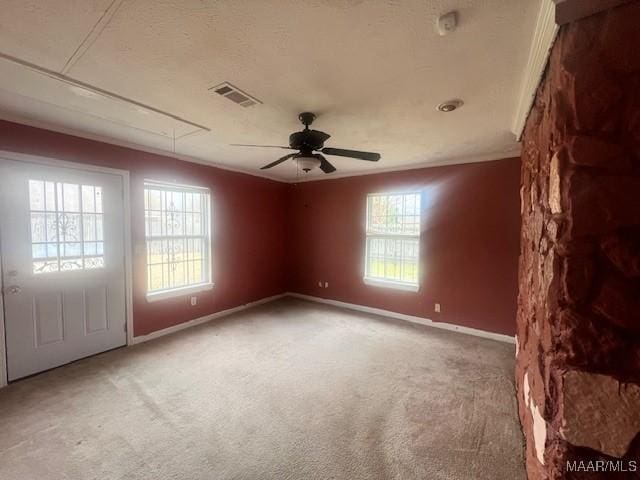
xmin=0 ymin=150 xmax=134 ymax=388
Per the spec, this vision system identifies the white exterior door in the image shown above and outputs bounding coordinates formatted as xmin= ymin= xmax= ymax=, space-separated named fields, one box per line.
xmin=0 ymin=158 xmax=127 ymax=381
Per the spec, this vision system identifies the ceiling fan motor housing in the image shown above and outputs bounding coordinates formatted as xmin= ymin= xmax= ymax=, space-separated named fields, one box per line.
xmin=234 ymin=112 xmax=380 ymax=174
xmin=289 ymin=129 xmax=331 ymax=152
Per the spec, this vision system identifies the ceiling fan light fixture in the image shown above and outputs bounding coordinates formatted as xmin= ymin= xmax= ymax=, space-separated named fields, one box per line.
xmin=296 ymin=155 xmax=321 ymax=172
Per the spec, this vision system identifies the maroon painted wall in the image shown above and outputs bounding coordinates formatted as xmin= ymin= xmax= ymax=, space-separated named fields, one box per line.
xmin=0 ymin=120 xmax=521 ymax=338
xmin=0 ymin=120 xmax=288 ymax=336
xmin=287 ymin=158 xmax=521 ymax=336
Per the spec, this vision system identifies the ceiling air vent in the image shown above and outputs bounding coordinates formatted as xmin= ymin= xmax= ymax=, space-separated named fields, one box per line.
xmin=210 ymin=82 xmax=261 ymax=108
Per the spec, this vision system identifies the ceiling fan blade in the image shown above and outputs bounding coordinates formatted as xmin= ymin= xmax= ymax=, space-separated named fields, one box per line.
xmin=321 ymin=147 xmax=380 ymax=161
xmin=231 ymin=144 xmax=294 ymax=149
xmin=260 ymin=153 xmax=297 ymax=170
xmin=318 ymin=155 xmax=337 ymax=174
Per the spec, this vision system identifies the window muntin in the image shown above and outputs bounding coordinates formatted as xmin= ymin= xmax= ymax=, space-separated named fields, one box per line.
xmin=365 ymin=192 xmax=420 ymax=288
xmin=29 ymin=180 xmax=104 ymax=274
xmin=144 ymin=181 xmax=211 ymax=294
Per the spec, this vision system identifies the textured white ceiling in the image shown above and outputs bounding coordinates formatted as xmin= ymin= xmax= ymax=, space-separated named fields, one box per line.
xmin=0 ymin=0 xmax=539 ymax=181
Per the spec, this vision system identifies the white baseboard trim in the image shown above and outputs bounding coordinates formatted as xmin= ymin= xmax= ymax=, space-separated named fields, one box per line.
xmin=1 ymin=290 xmax=511 ymax=390
xmin=287 ymin=292 xmax=516 ymax=344
xmin=132 ymin=293 xmax=286 ymax=345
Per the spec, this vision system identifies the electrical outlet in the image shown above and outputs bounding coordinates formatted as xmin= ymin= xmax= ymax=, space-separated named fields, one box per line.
xmin=435 ymin=303 xmax=441 ymax=313
xmin=190 ymin=296 xmax=197 ymax=306
xmin=324 ymin=282 xmax=328 ymax=288
xmin=318 ymin=281 xmax=322 ymax=288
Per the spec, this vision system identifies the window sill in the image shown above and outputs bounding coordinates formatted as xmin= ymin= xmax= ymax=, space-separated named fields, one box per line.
xmin=146 ymin=283 xmax=214 ymax=302
xmin=363 ymin=277 xmax=419 ymax=292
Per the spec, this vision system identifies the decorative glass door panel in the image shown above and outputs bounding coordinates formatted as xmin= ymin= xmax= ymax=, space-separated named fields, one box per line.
xmin=29 ymin=180 xmax=105 ymax=273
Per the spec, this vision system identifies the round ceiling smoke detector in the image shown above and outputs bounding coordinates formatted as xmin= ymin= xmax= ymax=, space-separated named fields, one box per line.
xmin=437 ymin=99 xmax=463 ymax=112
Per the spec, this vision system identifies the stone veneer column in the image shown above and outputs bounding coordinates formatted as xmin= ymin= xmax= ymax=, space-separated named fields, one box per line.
xmin=516 ymin=2 xmax=640 ymax=479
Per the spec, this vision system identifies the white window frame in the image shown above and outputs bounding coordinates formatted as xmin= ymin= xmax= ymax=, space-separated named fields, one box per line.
xmin=144 ymin=180 xmax=213 ymax=302
xmin=363 ymin=191 xmax=421 ymax=292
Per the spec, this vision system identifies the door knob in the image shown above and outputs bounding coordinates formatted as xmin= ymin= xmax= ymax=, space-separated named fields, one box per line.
xmin=4 ymin=285 xmax=21 ymax=294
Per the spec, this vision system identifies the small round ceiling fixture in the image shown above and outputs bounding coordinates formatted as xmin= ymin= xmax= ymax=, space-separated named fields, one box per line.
xmin=437 ymin=99 xmax=464 ymax=112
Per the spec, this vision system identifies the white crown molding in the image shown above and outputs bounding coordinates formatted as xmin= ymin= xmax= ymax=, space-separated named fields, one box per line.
xmin=286 ymin=147 xmax=522 ymax=183
xmin=511 ymin=0 xmax=558 ymax=139
xmin=0 ymin=111 xmax=287 ymax=183
xmin=288 ymin=292 xmax=516 ymax=344
xmin=1 ymin=111 xmax=522 ymax=184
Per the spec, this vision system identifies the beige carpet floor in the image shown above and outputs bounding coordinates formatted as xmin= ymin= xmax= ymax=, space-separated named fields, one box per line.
xmin=0 ymin=298 xmax=525 ymax=480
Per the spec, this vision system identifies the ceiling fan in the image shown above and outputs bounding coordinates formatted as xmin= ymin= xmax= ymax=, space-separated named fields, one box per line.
xmin=231 ymin=112 xmax=381 ymax=174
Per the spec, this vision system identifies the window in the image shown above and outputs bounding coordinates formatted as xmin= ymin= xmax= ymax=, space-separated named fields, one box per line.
xmin=29 ymin=180 xmax=104 ymax=274
xmin=144 ymin=181 xmax=212 ymax=300
xmin=364 ymin=192 xmax=421 ymax=291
